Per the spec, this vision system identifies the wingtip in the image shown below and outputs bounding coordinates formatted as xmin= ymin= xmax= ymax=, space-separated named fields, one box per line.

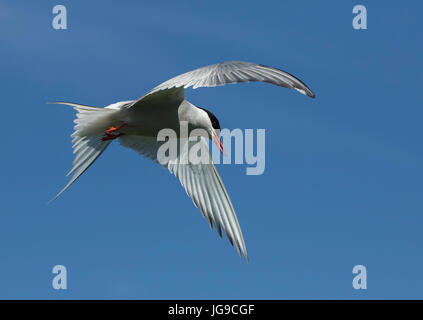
xmin=303 ymin=89 xmax=316 ymax=99
xmin=239 ymin=247 xmax=249 ymax=263
xmin=241 ymin=246 xmax=249 ymax=263
xmin=295 ymin=87 xmax=315 ymax=99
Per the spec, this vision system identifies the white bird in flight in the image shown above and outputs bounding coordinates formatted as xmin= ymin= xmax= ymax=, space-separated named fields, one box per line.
xmin=51 ymin=61 xmax=315 ymax=261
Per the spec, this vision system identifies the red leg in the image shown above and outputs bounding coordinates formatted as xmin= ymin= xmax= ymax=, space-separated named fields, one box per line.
xmin=105 ymin=122 xmax=127 ymax=135
xmin=102 ymin=133 xmax=124 ymax=141
xmin=102 ymin=122 xmax=127 ymax=141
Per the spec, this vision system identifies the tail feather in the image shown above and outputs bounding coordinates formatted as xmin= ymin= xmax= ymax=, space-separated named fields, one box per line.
xmin=49 ymin=102 xmax=115 ymax=202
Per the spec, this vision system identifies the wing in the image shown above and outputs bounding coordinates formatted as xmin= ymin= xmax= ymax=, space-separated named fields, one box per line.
xmin=119 ymin=135 xmax=248 ymax=261
xmin=143 ymin=60 xmax=314 ymax=100
xmin=125 ymin=61 xmax=314 ymax=111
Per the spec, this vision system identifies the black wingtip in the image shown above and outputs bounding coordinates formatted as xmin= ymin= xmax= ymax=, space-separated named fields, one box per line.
xmin=304 ymin=87 xmax=316 ymax=99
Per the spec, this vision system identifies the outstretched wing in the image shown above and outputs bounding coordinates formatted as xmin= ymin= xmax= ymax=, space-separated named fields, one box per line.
xmin=146 ymin=60 xmax=314 ymax=100
xmin=125 ymin=61 xmax=314 ymax=111
xmin=119 ymin=135 xmax=248 ymax=261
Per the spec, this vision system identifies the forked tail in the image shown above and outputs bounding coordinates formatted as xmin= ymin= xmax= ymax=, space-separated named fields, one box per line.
xmin=48 ymin=102 xmax=116 ymax=202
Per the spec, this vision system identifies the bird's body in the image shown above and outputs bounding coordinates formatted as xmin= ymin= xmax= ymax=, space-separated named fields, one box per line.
xmin=51 ymin=61 xmax=315 ymax=261
xmin=118 ymin=99 xmax=206 ymax=138
xmin=75 ymin=91 xmax=212 ymax=138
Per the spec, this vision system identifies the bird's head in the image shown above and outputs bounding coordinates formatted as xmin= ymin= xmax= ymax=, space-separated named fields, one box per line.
xmin=197 ymin=106 xmax=224 ymax=154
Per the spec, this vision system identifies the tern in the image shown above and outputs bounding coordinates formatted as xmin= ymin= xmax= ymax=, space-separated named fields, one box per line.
xmin=51 ymin=61 xmax=315 ymax=261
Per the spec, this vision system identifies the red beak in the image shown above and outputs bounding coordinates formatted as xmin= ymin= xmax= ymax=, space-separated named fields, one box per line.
xmin=212 ymin=132 xmax=224 ymax=154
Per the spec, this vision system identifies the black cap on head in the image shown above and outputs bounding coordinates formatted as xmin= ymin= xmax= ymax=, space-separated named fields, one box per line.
xmin=199 ymin=107 xmax=221 ymax=131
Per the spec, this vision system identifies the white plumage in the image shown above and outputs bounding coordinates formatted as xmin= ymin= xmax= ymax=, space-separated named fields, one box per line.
xmin=51 ymin=61 xmax=315 ymax=261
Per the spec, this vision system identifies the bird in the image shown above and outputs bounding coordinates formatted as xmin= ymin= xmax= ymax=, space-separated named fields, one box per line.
xmin=50 ymin=61 xmax=315 ymax=261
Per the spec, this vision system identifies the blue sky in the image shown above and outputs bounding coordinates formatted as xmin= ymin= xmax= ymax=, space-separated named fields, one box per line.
xmin=1 ymin=1 xmax=422 ymax=299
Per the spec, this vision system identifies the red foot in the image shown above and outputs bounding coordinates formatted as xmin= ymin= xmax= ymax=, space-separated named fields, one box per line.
xmin=102 ymin=122 xmax=127 ymax=141
xmin=105 ymin=122 xmax=127 ymax=135
xmin=102 ymin=133 xmax=124 ymax=141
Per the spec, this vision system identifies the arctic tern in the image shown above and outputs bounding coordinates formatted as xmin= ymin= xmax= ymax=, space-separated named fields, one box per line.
xmin=51 ymin=61 xmax=315 ymax=261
